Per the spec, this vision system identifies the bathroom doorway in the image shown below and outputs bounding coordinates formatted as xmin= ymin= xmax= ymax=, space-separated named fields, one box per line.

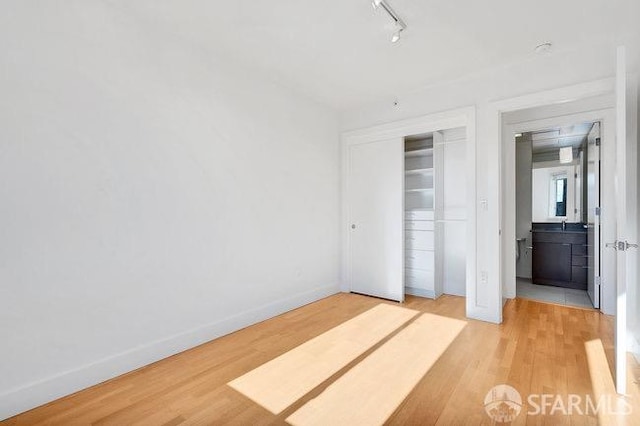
xmin=499 ymin=96 xmax=618 ymax=315
xmin=495 ymin=58 xmax=637 ymax=394
xmin=512 ymin=121 xmax=600 ymax=309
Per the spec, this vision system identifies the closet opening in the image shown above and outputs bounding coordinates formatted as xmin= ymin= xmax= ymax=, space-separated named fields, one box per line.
xmin=341 ymin=107 xmax=475 ymax=312
xmin=404 ymin=128 xmax=467 ymax=299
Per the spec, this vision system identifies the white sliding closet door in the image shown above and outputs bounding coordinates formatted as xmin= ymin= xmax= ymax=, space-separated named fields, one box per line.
xmin=435 ymin=129 xmax=467 ymax=297
xmin=347 ymin=138 xmax=404 ymax=302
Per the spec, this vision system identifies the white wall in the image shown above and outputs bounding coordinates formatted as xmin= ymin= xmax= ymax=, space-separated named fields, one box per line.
xmin=341 ymin=41 xmax=639 ymax=323
xmin=0 ymin=1 xmax=340 ymax=419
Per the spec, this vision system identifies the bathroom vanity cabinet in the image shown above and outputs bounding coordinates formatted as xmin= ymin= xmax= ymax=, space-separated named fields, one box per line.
xmin=531 ymin=224 xmax=588 ymax=290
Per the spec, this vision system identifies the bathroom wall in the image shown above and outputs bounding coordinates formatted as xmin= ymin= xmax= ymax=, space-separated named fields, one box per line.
xmin=515 ymin=135 xmax=532 ymax=279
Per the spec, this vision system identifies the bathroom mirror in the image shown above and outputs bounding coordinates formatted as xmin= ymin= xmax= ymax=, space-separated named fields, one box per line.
xmin=517 ymin=123 xmax=593 ymax=224
xmin=532 ymin=163 xmax=581 ymax=222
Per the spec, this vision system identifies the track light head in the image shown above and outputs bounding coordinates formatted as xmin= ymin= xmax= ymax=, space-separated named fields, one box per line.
xmin=391 ymin=29 xmax=402 ymax=43
xmin=371 ymin=0 xmax=407 ymax=43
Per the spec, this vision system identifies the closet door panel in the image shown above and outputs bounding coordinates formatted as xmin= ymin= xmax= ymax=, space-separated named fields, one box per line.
xmin=442 ymin=140 xmax=467 ymax=220
xmin=434 ymin=128 xmax=467 ymax=298
xmin=442 ymin=222 xmax=467 ymax=296
xmin=348 ymin=138 xmax=404 ymax=302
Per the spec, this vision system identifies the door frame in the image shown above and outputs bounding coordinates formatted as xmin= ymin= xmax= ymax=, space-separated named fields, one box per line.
xmin=587 ymin=122 xmax=602 ymax=309
xmin=501 ymin=108 xmax=616 ymax=316
xmin=341 ymin=107 xmax=477 ymax=312
xmin=487 ymin=77 xmax=616 ymax=324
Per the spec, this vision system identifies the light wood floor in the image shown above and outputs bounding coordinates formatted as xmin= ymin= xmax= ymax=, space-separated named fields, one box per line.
xmin=4 ymin=294 xmax=640 ymax=425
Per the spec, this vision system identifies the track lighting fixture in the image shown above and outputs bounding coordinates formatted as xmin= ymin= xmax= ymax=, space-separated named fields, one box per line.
xmin=372 ymin=0 xmax=407 ymax=43
xmin=391 ymin=26 xmax=403 ymax=43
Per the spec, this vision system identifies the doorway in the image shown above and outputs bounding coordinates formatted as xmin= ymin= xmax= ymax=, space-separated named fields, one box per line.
xmin=493 ymin=51 xmax=637 ymax=395
xmin=511 ymin=121 xmax=600 ymax=309
xmin=501 ymin=101 xmax=616 ymax=315
xmin=494 ymin=79 xmax=634 ymax=395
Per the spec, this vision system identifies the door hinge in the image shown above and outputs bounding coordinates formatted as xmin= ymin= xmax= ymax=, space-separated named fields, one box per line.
xmin=595 ymin=207 xmax=601 ymax=216
xmin=575 ymin=173 xmax=578 ymax=179
xmin=596 ymin=276 xmax=602 ymax=287
xmin=596 ymin=137 xmax=601 ymax=146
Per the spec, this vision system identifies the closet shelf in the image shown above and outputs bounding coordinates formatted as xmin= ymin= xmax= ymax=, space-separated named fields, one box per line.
xmin=405 ymin=168 xmax=434 ymax=175
xmin=405 ymin=188 xmax=434 ymax=193
xmin=404 ymin=148 xmax=434 ymax=157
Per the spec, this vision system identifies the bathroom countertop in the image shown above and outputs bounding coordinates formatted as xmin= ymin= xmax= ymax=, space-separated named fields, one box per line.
xmin=531 ymin=222 xmax=588 ymax=233
xmin=531 ymin=229 xmax=587 ymax=234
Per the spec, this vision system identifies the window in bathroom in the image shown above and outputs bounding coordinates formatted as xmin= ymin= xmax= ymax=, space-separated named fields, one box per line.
xmin=553 ymin=175 xmax=568 ymax=217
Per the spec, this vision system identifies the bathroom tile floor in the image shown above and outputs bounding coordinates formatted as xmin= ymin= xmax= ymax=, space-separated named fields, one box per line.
xmin=516 ymin=278 xmax=594 ymax=309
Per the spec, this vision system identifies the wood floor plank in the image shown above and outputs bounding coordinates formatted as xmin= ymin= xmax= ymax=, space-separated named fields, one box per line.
xmin=286 ymin=313 xmax=466 ymax=426
xmin=228 ymin=303 xmax=418 ymax=414
xmin=2 ymin=293 xmax=639 ymax=425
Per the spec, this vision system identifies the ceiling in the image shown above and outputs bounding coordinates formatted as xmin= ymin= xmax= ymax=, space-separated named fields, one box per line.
xmin=121 ymin=0 xmax=640 ymax=110
xmin=526 ymin=122 xmax=594 ymax=154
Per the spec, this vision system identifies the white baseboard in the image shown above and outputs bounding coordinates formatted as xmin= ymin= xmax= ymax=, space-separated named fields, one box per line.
xmin=0 ymin=283 xmax=340 ymax=421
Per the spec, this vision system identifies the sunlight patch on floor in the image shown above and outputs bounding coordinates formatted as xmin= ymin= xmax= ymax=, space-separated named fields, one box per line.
xmin=286 ymin=313 xmax=466 ymax=426
xmin=228 ymin=303 xmax=418 ymax=414
xmin=584 ymin=339 xmax=635 ymax=425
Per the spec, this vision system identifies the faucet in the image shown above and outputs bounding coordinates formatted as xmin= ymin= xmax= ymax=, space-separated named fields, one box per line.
xmin=562 ymin=219 xmax=566 ymax=231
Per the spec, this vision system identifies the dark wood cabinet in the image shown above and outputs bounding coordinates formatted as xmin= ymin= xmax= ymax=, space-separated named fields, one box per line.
xmin=532 ymin=229 xmax=588 ymax=290
xmin=532 ymin=241 xmax=571 ymax=282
